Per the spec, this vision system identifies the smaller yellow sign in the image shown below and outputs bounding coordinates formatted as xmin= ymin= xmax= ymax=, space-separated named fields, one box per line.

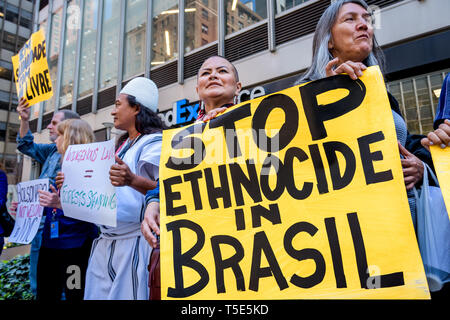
xmin=430 ymin=146 xmax=450 ymax=219
xmin=11 ymin=29 xmax=53 ymax=107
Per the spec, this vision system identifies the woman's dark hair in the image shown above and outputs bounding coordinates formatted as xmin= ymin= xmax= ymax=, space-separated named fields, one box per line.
xmin=116 ymin=94 xmax=166 ymax=150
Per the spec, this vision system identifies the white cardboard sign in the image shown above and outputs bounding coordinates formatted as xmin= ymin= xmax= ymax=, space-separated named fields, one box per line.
xmin=60 ymin=139 xmax=117 ymax=227
xmin=9 ymin=178 xmax=49 ymax=244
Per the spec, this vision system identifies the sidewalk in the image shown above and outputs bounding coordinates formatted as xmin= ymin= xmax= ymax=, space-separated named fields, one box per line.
xmin=0 ymin=242 xmax=31 ymax=262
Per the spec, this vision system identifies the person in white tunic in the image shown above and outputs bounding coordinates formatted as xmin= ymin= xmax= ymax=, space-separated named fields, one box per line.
xmin=84 ymin=77 xmax=164 ymax=300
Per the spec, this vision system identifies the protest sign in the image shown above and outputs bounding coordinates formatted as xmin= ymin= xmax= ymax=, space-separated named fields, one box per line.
xmin=60 ymin=139 xmax=117 ymax=227
xmin=11 ymin=28 xmax=53 ymax=106
xmin=9 ymin=178 xmax=49 ymax=244
xmin=430 ymin=147 xmax=450 ymax=219
xmin=159 ymin=66 xmax=430 ymax=299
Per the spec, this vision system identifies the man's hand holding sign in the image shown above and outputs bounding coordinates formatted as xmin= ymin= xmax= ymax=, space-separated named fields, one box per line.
xmin=159 ymin=66 xmax=430 ymax=299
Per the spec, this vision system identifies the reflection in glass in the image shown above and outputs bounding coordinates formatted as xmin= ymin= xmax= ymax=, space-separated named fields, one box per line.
xmin=185 ymin=0 xmax=218 ymax=54
xmin=225 ymin=0 xmax=266 ymax=35
xmin=59 ymin=0 xmax=80 ymax=107
xmin=152 ymin=0 xmax=178 ymax=66
xmin=78 ymin=0 xmax=99 ymax=98
xmin=46 ymin=7 xmax=63 ymax=113
xmin=275 ymin=0 xmax=311 ymax=14
xmin=124 ymin=0 xmax=147 ymax=80
xmin=99 ymin=0 xmax=120 ymax=89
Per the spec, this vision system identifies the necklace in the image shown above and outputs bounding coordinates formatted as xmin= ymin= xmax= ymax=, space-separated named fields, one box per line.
xmin=116 ymin=133 xmax=142 ymax=159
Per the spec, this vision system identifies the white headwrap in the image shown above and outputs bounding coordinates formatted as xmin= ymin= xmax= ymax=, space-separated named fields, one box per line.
xmin=119 ymin=77 xmax=158 ymax=112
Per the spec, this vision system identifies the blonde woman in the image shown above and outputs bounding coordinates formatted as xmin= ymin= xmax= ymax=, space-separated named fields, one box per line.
xmin=37 ymin=119 xmax=98 ymax=301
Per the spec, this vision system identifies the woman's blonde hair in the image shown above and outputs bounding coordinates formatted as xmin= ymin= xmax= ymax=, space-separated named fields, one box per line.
xmin=57 ymin=119 xmax=95 ymax=156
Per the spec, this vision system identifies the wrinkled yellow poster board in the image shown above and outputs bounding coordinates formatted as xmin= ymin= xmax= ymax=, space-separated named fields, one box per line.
xmin=11 ymin=29 xmax=53 ymax=106
xmin=430 ymin=147 xmax=450 ymax=219
xmin=159 ymin=66 xmax=430 ymax=299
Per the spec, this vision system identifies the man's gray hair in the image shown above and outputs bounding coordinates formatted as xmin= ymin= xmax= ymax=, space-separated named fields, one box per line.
xmin=296 ymin=0 xmax=385 ymax=85
xmin=57 ymin=109 xmax=80 ymax=121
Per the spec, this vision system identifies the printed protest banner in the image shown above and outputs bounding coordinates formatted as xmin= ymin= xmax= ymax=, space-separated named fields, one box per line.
xmin=9 ymin=178 xmax=49 ymax=244
xmin=430 ymin=147 xmax=450 ymax=219
xmin=11 ymin=28 xmax=53 ymax=106
xmin=159 ymin=66 xmax=430 ymax=299
xmin=60 ymin=139 xmax=116 ymax=227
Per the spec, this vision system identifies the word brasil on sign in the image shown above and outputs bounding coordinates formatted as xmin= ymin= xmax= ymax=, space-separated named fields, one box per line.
xmin=61 ymin=139 xmax=117 ymax=227
xmin=159 ymin=66 xmax=429 ymax=299
xmin=9 ymin=178 xmax=49 ymax=244
xmin=11 ymin=29 xmax=52 ymax=106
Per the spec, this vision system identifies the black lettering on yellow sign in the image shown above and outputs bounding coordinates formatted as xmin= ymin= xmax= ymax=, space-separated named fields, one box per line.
xmin=165 ymin=212 xmax=405 ymax=297
xmin=164 ymin=132 xmax=393 ymax=217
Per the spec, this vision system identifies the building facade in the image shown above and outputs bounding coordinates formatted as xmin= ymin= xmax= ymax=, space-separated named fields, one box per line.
xmin=0 ymin=0 xmax=35 ymax=184
xmin=18 ymin=0 xmax=450 ymax=181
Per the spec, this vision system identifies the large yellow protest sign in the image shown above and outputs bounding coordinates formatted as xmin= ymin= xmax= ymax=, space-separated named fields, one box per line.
xmin=159 ymin=66 xmax=430 ymax=299
xmin=11 ymin=29 xmax=53 ymax=106
xmin=430 ymin=147 xmax=450 ymax=219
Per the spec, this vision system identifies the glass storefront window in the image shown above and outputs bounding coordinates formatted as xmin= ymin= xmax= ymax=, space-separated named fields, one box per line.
xmin=123 ymin=0 xmax=147 ymax=80
xmin=78 ymin=0 xmax=98 ymax=98
xmin=99 ymin=0 xmax=121 ymax=90
xmin=59 ymin=0 xmax=80 ymax=107
xmin=225 ymin=0 xmax=266 ymax=35
xmin=152 ymin=0 xmax=178 ymax=66
xmin=45 ymin=6 xmax=64 ymax=114
xmin=387 ymin=69 xmax=450 ymax=135
xmin=185 ymin=0 xmax=218 ymax=54
xmin=275 ymin=0 xmax=311 ymax=15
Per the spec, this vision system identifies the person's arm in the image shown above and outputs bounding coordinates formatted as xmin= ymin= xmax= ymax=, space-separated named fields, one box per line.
xmin=109 ymin=155 xmax=157 ymax=194
xmin=398 ymin=142 xmax=424 ymax=190
xmin=141 ymin=201 xmax=160 ymax=248
xmin=17 ymin=98 xmax=30 ymax=138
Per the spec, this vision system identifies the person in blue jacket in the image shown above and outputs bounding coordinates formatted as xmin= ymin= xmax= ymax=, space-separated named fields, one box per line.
xmin=37 ymin=118 xmax=98 ymax=300
xmin=16 ymin=97 xmax=81 ymax=297
xmin=0 ymin=164 xmax=8 ymax=256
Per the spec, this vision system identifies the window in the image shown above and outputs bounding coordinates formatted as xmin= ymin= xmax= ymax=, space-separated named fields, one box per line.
xmin=202 ymin=8 xmax=208 ymax=20
xmin=7 ymin=123 xmax=19 ymax=143
xmin=124 ymin=0 xmax=147 ymax=80
xmin=59 ymin=0 xmax=80 ymax=107
xmin=201 ymin=23 xmax=208 ymax=34
xmin=5 ymin=4 xmax=19 ymax=24
xmin=20 ymin=10 xmax=33 ymax=28
xmin=275 ymin=0 xmax=311 ymax=14
xmin=185 ymin=0 xmax=218 ymax=54
xmin=0 ymin=66 xmax=12 ymax=81
xmin=99 ymin=0 xmax=121 ymax=89
xmin=0 ymin=122 xmax=6 ymax=142
xmin=152 ymin=0 xmax=178 ymax=65
xmin=78 ymin=0 xmax=99 ymax=98
xmin=2 ymin=32 xmax=17 ymax=52
xmin=387 ymin=69 xmax=450 ymax=134
xmin=225 ymin=0 xmax=266 ymax=35
xmin=45 ymin=6 xmax=64 ymax=114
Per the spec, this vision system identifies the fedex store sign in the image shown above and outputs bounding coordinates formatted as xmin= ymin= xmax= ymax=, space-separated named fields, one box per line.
xmin=157 ymin=86 xmax=266 ymax=128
